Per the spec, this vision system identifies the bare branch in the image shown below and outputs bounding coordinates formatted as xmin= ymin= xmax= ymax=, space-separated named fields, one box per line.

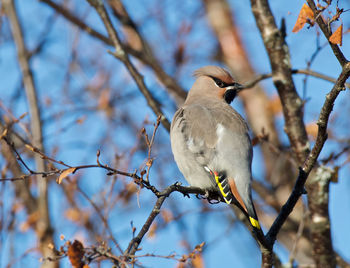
xmin=266 ymin=62 xmax=350 ymax=248
xmin=108 ymin=0 xmax=187 ymax=102
xmin=250 ymin=0 xmax=310 ymax=165
xmin=86 ymin=0 xmax=170 ymax=131
xmin=2 ymin=0 xmax=56 ymax=265
xmin=306 ymin=0 xmax=348 ymax=66
xmin=75 ymin=186 xmax=123 ymax=253
xmin=39 ymin=0 xmax=187 ymax=104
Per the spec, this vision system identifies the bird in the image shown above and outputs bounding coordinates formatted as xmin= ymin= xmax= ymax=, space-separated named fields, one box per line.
xmin=170 ymin=65 xmax=262 ymax=233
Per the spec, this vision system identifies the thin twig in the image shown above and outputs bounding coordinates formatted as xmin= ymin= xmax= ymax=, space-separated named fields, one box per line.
xmin=242 ymin=69 xmax=350 ymax=90
xmin=86 ymin=0 xmax=170 ymax=131
xmin=306 ymin=0 xmax=347 ymax=66
xmin=76 ymin=185 xmax=123 ymax=254
xmin=265 ymin=62 xmax=350 ymax=247
xmin=2 ymin=1 xmax=55 ymax=264
xmin=143 ymin=116 xmax=161 ymax=182
xmin=39 ymin=0 xmax=187 ymax=104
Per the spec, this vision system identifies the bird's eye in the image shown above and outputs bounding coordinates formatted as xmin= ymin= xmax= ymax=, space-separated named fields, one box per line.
xmin=213 ymin=78 xmax=226 ymax=88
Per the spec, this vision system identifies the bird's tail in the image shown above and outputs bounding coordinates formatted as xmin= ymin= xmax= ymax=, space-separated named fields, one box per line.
xmin=210 ymin=170 xmax=266 ymax=244
xmin=247 ymin=206 xmax=266 ymax=246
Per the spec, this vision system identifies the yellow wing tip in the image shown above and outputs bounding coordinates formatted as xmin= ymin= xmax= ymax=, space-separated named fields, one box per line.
xmin=214 ymin=173 xmax=228 ymax=198
xmin=249 ymin=216 xmax=261 ymax=229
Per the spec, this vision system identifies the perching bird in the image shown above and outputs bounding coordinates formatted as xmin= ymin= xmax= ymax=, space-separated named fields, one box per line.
xmin=170 ymin=65 xmax=262 ymax=232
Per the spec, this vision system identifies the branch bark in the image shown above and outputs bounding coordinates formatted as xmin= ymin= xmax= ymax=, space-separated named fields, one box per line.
xmin=40 ymin=0 xmax=187 ymax=105
xmin=250 ymin=0 xmax=310 ymax=165
xmin=2 ymin=0 xmax=56 ymax=266
xmin=86 ymin=0 xmax=171 ymax=131
xmin=265 ymin=62 xmax=350 ymax=266
xmin=250 ymin=0 xmax=350 ymax=266
xmin=306 ymin=0 xmax=347 ymax=66
xmin=202 ymin=0 xmax=312 ymax=264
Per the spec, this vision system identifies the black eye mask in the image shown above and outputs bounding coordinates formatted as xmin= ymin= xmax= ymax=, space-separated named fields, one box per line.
xmin=212 ymin=77 xmax=227 ymax=88
xmin=223 ymin=89 xmax=237 ymax=104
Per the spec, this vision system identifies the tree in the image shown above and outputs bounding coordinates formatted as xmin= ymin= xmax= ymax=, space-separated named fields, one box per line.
xmin=0 ymin=0 xmax=349 ymax=267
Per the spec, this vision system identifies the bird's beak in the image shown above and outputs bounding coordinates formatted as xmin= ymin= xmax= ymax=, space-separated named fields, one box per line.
xmin=226 ymin=83 xmax=244 ymax=93
xmin=223 ymin=83 xmax=243 ymax=104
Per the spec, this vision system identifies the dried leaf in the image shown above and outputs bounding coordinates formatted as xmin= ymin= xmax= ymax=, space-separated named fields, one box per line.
xmin=19 ymin=211 xmax=40 ymax=232
xmin=174 ymin=42 xmax=185 ymax=66
xmin=331 ymin=166 xmax=340 ymax=183
xmin=161 ymin=209 xmax=174 ymax=223
xmin=194 ymin=242 xmax=205 ymax=252
xmin=268 ymin=95 xmax=282 ymax=116
xmin=119 ymin=182 xmax=138 ymax=203
xmin=306 ymin=122 xmax=318 ymax=139
xmin=18 ymin=112 xmax=28 ymax=120
xmin=329 ymin=24 xmax=343 ymax=46
xmin=76 ymin=116 xmax=86 ymax=125
xmin=147 ymin=222 xmax=157 ymax=240
xmin=251 ymin=136 xmax=260 ymax=147
xmin=0 ymin=128 xmax=8 ymax=139
xmin=67 ymin=240 xmax=85 ymax=268
xmin=176 ymin=262 xmax=186 ymax=268
xmin=146 ymin=158 xmax=153 ymax=167
xmin=292 ymin=3 xmax=314 ymax=33
xmin=192 ymin=253 xmax=204 ymax=268
xmin=98 ymin=89 xmax=113 ymax=117
xmin=57 ymin=167 xmax=77 ymax=184
xmin=64 ymin=208 xmax=81 ymax=223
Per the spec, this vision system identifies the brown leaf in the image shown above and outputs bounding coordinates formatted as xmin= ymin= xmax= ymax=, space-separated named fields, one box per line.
xmin=64 ymin=208 xmax=84 ymax=223
xmin=251 ymin=136 xmax=260 ymax=147
xmin=192 ymin=253 xmax=205 ymax=268
xmin=292 ymin=3 xmax=314 ymax=33
xmin=176 ymin=262 xmax=186 ymax=268
xmin=0 ymin=128 xmax=8 ymax=139
xmin=161 ymin=209 xmax=174 ymax=223
xmin=194 ymin=242 xmax=205 ymax=252
xmin=18 ymin=112 xmax=28 ymax=120
xmin=67 ymin=240 xmax=85 ymax=268
xmin=331 ymin=166 xmax=340 ymax=183
xmin=268 ymin=95 xmax=283 ymax=116
xmin=147 ymin=222 xmax=157 ymax=240
xmin=57 ymin=167 xmax=77 ymax=184
xmin=76 ymin=116 xmax=86 ymax=125
xmin=306 ymin=122 xmax=318 ymax=139
xmin=329 ymin=24 xmax=343 ymax=46
xmin=19 ymin=211 xmax=40 ymax=232
xmin=119 ymin=182 xmax=138 ymax=203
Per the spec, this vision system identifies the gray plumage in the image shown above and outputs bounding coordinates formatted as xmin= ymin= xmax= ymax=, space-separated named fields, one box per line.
xmin=170 ymin=66 xmax=260 ymax=229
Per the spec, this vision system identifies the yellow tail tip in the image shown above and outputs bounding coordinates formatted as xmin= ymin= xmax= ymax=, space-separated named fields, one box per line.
xmin=249 ymin=216 xmax=261 ymax=229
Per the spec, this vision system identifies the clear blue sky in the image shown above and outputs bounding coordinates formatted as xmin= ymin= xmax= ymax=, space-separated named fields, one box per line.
xmin=0 ymin=0 xmax=349 ymax=267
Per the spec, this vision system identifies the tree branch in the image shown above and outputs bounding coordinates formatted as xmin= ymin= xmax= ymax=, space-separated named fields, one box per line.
xmin=2 ymin=0 xmax=56 ymax=266
xmin=250 ymin=0 xmax=350 ymax=266
xmin=39 ymin=0 xmax=187 ymax=105
xmin=108 ymin=0 xmax=187 ymax=103
xmin=250 ymin=0 xmax=310 ymax=165
xmin=242 ymin=69 xmax=350 ymax=90
xmin=86 ymin=0 xmax=170 ymax=131
xmin=306 ymin=0 xmax=348 ymax=66
xmin=265 ymin=61 xmax=350 ymax=250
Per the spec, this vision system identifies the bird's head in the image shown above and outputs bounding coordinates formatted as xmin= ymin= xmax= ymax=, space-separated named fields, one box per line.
xmin=187 ymin=65 xmax=243 ymax=104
